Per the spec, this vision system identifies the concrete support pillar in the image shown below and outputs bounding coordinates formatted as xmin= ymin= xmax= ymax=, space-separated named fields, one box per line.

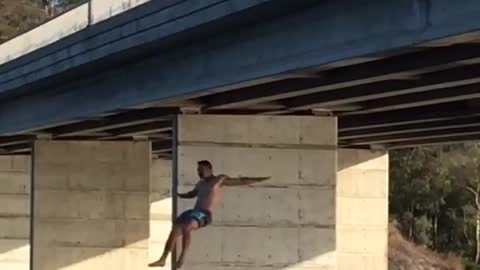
xmin=31 ymin=141 xmax=151 ymax=270
xmin=0 ymin=156 xmax=30 ymax=270
xmin=149 ymin=159 xmax=172 ymax=266
xmin=337 ymin=149 xmax=389 ymax=270
xmin=175 ymin=115 xmax=337 ymax=270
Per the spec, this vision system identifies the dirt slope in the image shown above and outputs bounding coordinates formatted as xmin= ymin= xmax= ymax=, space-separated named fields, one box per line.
xmin=389 ymin=224 xmax=464 ymax=270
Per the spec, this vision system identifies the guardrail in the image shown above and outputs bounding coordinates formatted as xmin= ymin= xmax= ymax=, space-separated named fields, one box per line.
xmin=0 ymin=0 xmax=151 ymax=65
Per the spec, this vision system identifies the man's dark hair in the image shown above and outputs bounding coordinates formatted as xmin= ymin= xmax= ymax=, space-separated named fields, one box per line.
xmin=197 ymin=160 xmax=212 ymax=169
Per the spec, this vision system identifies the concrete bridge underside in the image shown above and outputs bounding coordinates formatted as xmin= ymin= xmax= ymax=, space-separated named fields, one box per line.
xmin=0 ymin=0 xmax=479 ymax=270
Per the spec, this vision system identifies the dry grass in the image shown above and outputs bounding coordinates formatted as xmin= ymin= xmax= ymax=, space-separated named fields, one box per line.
xmin=389 ymin=223 xmax=464 ymax=270
xmin=0 ymin=0 xmax=47 ymax=43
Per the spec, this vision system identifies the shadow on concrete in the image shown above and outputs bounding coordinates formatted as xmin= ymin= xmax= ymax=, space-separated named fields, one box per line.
xmin=27 ymin=153 xmax=172 ymax=270
xmin=0 ymin=237 xmax=30 ymax=268
xmin=0 ymin=156 xmax=172 ymax=270
xmin=0 ymin=239 xmax=25 ymax=255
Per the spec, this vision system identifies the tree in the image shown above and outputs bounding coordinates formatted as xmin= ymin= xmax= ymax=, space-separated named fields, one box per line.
xmin=446 ymin=143 xmax=480 ymax=263
xmin=390 ymin=146 xmax=451 ymax=247
xmin=390 ymin=142 xmax=480 ymax=265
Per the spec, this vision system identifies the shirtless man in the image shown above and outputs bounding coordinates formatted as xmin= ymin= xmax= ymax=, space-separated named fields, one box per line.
xmin=149 ymin=160 xmax=270 ymax=268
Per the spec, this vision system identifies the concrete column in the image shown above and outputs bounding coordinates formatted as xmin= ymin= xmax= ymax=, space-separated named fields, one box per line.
xmin=0 ymin=156 xmax=30 ymax=270
xmin=31 ymin=141 xmax=151 ymax=270
xmin=175 ymin=115 xmax=337 ymax=270
xmin=337 ymin=149 xmax=389 ymax=270
xmin=149 ymin=159 xmax=172 ymax=266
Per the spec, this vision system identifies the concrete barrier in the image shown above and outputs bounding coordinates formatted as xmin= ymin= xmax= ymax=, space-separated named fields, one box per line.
xmin=0 ymin=0 xmax=154 ymax=65
xmin=91 ymin=0 xmax=151 ymax=24
xmin=0 ymin=4 xmax=88 ymax=65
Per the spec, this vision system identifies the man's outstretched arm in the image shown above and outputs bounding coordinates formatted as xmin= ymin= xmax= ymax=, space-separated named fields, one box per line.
xmin=220 ymin=175 xmax=271 ymax=186
xmin=177 ymin=188 xmax=198 ymax=199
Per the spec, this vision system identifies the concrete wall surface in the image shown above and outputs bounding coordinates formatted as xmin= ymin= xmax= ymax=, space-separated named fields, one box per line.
xmin=337 ymin=149 xmax=389 ymax=270
xmin=176 ymin=114 xmax=337 ymax=270
xmin=31 ymin=141 xmax=151 ymax=270
xmin=0 ymin=156 xmax=30 ymax=270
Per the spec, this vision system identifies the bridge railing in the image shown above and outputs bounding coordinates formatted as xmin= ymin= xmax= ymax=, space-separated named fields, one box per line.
xmin=0 ymin=0 xmax=151 ymax=66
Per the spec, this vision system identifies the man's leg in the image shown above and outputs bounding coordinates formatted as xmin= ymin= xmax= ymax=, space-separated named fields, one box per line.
xmin=149 ymin=224 xmax=183 ymax=267
xmin=177 ymin=220 xmax=199 ymax=268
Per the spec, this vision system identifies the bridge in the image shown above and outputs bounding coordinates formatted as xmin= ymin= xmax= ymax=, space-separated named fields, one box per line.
xmin=0 ymin=0 xmax=479 ymax=269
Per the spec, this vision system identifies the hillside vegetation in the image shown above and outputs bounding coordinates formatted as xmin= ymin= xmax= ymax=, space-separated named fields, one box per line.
xmin=0 ymin=0 xmax=47 ymax=43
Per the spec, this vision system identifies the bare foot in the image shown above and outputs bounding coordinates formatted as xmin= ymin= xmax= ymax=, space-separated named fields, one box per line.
xmin=148 ymin=259 xmax=166 ymax=267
